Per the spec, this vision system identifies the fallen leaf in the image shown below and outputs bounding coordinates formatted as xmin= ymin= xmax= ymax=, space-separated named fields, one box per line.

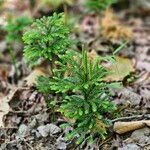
xmin=23 ymin=67 xmax=48 ymax=87
xmin=103 ymin=56 xmax=135 ymax=81
xmin=114 ymin=120 xmax=150 ymax=134
xmin=88 ymin=50 xmax=98 ymax=60
xmin=0 ymin=88 xmax=17 ymax=127
xmin=0 ymin=64 xmax=11 ymax=81
xmin=131 ymin=127 xmax=150 ymax=145
xmin=101 ymin=9 xmax=133 ymax=43
xmin=134 ymin=72 xmax=150 ymax=84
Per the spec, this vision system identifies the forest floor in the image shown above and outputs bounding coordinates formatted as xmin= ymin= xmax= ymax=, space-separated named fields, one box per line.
xmin=0 ymin=1 xmax=150 ymax=150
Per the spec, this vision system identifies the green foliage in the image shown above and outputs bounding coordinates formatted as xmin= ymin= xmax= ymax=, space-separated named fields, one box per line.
xmin=25 ymin=13 xmax=72 ymax=121
xmin=85 ymin=0 xmax=117 ymax=13
xmin=51 ymin=49 xmax=116 ymax=143
xmin=5 ymin=16 xmax=32 ymax=43
xmin=23 ymin=13 xmax=71 ymax=67
xmin=36 ymin=76 xmax=52 ymax=94
xmin=23 ymin=11 xmax=118 ymax=144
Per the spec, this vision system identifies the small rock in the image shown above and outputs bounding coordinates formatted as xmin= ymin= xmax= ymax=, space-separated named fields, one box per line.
xmin=15 ymin=117 xmax=22 ymax=125
xmin=56 ymin=136 xmax=67 ymax=150
xmin=47 ymin=123 xmax=61 ymax=134
xmin=118 ymin=88 xmax=141 ymax=106
xmin=17 ymin=124 xmax=30 ymax=139
xmin=35 ymin=112 xmax=49 ymax=124
xmin=37 ymin=124 xmax=61 ymax=137
xmin=57 ymin=141 xmax=67 ymax=150
xmin=37 ymin=123 xmax=61 ymax=137
xmin=131 ymin=127 xmax=150 ymax=144
xmin=118 ymin=144 xmax=141 ymax=150
xmin=37 ymin=125 xmax=49 ymax=137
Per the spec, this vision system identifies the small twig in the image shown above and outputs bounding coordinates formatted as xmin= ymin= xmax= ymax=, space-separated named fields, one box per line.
xmin=23 ymin=140 xmax=34 ymax=150
xmin=9 ymin=110 xmax=27 ymax=114
xmin=99 ymin=137 xmax=112 ymax=147
xmin=137 ymin=143 xmax=150 ymax=148
xmin=111 ymin=114 xmax=150 ymax=123
xmin=0 ymin=127 xmax=18 ymax=129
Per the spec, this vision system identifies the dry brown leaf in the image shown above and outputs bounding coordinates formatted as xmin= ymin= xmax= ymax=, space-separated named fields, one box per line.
xmin=103 ymin=56 xmax=135 ymax=81
xmin=134 ymin=72 xmax=150 ymax=84
xmin=114 ymin=120 xmax=150 ymax=134
xmin=101 ymin=9 xmax=133 ymax=43
xmin=0 ymin=64 xmax=11 ymax=81
xmin=24 ymin=67 xmax=48 ymax=87
xmin=0 ymin=87 xmax=31 ymax=127
xmin=88 ymin=50 xmax=98 ymax=60
xmin=0 ymin=88 xmax=18 ymax=127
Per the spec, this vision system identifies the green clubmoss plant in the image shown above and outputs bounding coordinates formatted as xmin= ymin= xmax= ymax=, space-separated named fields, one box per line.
xmin=23 ymin=13 xmax=71 ymax=120
xmin=23 ymin=13 xmax=70 ymax=69
xmin=6 ymin=16 xmax=32 ymax=43
xmin=5 ymin=16 xmax=32 ymax=75
xmin=85 ymin=0 xmax=117 ymax=13
xmin=51 ymin=48 xmax=117 ymax=144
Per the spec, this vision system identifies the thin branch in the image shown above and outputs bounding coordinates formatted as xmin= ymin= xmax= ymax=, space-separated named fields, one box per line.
xmin=111 ymin=114 xmax=150 ymax=123
xmin=23 ymin=140 xmax=34 ymax=150
xmin=0 ymin=127 xmax=18 ymax=129
xmin=9 ymin=110 xmax=27 ymax=114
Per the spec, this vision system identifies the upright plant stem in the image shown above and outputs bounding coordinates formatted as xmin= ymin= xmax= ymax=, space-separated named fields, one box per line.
xmin=50 ymin=55 xmax=55 ymax=76
xmin=45 ymin=93 xmax=56 ymax=122
xmin=49 ymin=55 xmax=57 ymax=122
xmin=8 ymin=45 xmax=18 ymax=77
xmin=63 ymin=4 xmax=68 ymax=25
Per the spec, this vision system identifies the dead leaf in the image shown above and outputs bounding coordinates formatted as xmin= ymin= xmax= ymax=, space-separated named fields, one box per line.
xmin=0 ymin=88 xmax=18 ymax=127
xmin=103 ymin=56 xmax=135 ymax=81
xmin=88 ymin=50 xmax=98 ymax=60
xmin=101 ymin=9 xmax=133 ymax=43
xmin=0 ymin=64 xmax=11 ymax=81
xmin=23 ymin=67 xmax=48 ymax=87
xmin=134 ymin=72 xmax=150 ymax=84
xmin=114 ymin=120 xmax=150 ymax=134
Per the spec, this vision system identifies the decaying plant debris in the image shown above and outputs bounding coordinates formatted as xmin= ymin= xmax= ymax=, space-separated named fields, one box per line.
xmin=0 ymin=0 xmax=150 ymax=150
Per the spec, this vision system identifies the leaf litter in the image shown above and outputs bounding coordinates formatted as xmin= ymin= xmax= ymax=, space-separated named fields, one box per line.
xmin=0 ymin=0 xmax=150 ymax=149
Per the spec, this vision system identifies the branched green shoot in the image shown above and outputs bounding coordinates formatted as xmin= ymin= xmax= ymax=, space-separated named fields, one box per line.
xmin=23 ymin=12 xmax=118 ymax=144
xmin=5 ymin=16 xmax=32 ymax=43
xmin=51 ymin=48 xmax=116 ymax=144
xmin=23 ymin=13 xmax=71 ymax=121
xmin=23 ymin=13 xmax=71 ymax=68
xmin=85 ymin=0 xmax=117 ymax=13
xmin=5 ymin=16 xmax=32 ymax=76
